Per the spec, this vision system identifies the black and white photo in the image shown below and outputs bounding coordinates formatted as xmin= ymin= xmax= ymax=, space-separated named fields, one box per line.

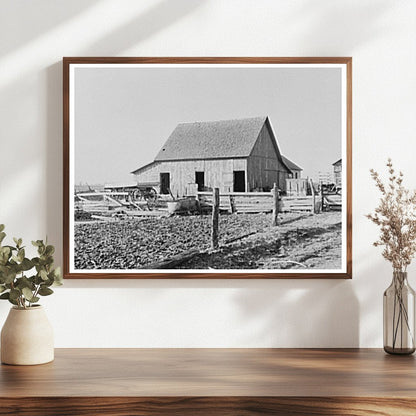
xmin=63 ymin=58 xmax=352 ymax=279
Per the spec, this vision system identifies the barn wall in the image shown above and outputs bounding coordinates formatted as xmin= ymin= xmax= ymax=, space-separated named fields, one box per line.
xmin=134 ymin=159 xmax=247 ymax=198
xmin=134 ymin=163 xmax=161 ymax=191
xmin=247 ymin=123 xmax=289 ymax=192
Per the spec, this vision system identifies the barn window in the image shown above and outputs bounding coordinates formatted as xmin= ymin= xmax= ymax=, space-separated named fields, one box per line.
xmin=195 ymin=171 xmax=205 ymax=191
xmin=233 ymin=171 xmax=246 ymax=192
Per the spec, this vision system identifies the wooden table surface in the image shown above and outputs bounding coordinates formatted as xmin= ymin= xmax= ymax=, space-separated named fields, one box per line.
xmin=1 ymin=348 xmax=415 ymax=415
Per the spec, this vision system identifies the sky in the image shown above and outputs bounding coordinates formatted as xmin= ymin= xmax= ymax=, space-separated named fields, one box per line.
xmin=73 ymin=64 xmax=343 ymax=185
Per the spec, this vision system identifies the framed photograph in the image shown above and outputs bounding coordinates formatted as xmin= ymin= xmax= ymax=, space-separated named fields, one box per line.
xmin=63 ymin=57 xmax=352 ymax=279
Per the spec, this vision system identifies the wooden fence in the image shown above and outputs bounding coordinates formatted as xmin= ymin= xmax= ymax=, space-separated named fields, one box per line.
xmin=197 ymin=191 xmax=321 ymax=214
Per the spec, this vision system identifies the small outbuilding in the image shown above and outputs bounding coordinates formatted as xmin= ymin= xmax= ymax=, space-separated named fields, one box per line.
xmin=333 ymin=158 xmax=342 ymax=188
xmin=281 ymin=156 xmax=303 ymax=179
xmin=132 ymin=116 xmax=296 ymax=198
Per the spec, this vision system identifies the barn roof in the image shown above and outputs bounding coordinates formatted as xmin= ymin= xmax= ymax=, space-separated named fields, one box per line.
xmin=131 ymin=116 xmax=296 ymax=175
xmin=154 ymin=116 xmax=268 ymax=161
xmin=281 ymin=156 xmax=302 ymax=172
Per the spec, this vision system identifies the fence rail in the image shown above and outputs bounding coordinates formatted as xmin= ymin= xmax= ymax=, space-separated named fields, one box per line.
xmin=197 ymin=191 xmax=320 ymax=214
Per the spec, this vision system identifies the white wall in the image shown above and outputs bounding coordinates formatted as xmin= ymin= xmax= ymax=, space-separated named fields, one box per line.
xmin=1 ymin=0 xmax=415 ymax=347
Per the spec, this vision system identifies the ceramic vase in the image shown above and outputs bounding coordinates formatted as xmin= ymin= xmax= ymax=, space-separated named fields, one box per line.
xmin=1 ymin=305 xmax=54 ymax=365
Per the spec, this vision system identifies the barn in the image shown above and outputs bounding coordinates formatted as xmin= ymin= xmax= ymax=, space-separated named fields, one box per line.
xmin=131 ymin=116 xmax=296 ymax=198
xmin=333 ymin=158 xmax=342 ymax=188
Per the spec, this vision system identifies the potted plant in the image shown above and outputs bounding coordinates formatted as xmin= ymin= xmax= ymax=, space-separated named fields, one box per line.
xmin=367 ymin=159 xmax=416 ymax=354
xmin=0 ymin=224 xmax=62 ymax=365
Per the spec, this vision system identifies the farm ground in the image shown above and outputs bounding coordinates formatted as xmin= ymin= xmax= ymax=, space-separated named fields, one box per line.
xmin=74 ymin=211 xmax=342 ymax=270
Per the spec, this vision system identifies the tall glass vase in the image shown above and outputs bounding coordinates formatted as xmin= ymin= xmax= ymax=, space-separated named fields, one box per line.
xmin=383 ymin=271 xmax=415 ymax=355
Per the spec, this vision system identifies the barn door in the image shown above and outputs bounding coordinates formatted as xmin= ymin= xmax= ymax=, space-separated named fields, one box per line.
xmin=195 ymin=171 xmax=205 ymax=191
xmin=233 ymin=171 xmax=246 ymax=192
xmin=160 ymin=172 xmax=170 ymax=194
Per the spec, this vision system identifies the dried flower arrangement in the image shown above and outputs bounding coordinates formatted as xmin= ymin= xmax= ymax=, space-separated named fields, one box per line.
xmin=367 ymin=159 xmax=416 ymax=354
xmin=367 ymin=159 xmax=416 ymax=272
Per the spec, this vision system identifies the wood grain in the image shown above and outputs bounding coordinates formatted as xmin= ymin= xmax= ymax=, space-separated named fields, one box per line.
xmin=1 ymin=397 xmax=416 ymax=416
xmin=1 ymin=349 xmax=415 ymax=415
xmin=63 ymin=57 xmax=352 ymax=279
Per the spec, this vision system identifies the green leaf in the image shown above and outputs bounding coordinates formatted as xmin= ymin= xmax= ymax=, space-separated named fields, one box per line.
xmin=13 ymin=237 xmax=22 ymax=248
xmin=0 ymin=250 xmax=9 ymax=266
xmin=8 ymin=297 xmax=18 ymax=306
xmin=20 ymin=287 xmax=40 ymax=304
xmin=2 ymin=271 xmax=16 ymax=285
xmin=34 ymin=275 xmax=43 ymax=285
xmin=17 ymin=248 xmax=25 ymax=263
xmin=0 ymin=246 xmax=10 ymax=257
xmin=45 ymin=245 xmax=55 ymax=256
xmin=9 ymin=288 xmax=21 ymax=301
xmin=38 ymin=287 xmax=53 ymax=296
xmin=17 ymin=276 xmax=35 ymax=291
xmin=52 ymin=267 xmax=63 ymax=285
xmin=0 ymin=232 xmax=5 ymax=244
xmin=4 ymin=245 xmax=17 ymax=251
xmin=0 ymin=292 xmax=17 ymax=306
xmin=0 ymin=224 xmax=4 ymax=232
xmin=37 ymin=253 xmax=53 ymax=263
xmin=32 ymin=240 xmax=43 ymax=247
xmin=39 ymin=269 xmax=48 ymax=281
xmin=0 ymin=285 xmax=6 ymax=294
xmin=20 ymin=258 xmax=33 ymax=271
xmin=22 ymin=287 xmax=35 ymax=302
xmin=8 ymin=263 xmax=20 ymax=275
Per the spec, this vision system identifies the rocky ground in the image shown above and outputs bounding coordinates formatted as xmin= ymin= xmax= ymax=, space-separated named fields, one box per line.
xmin=74 ymin=211 xmax=342 ymax=270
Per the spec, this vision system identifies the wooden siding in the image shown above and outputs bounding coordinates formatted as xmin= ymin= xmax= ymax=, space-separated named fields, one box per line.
xmin=334 ymin=161 xmax=342 ymax=187
xmin=134 ymin=159 xmax=247 ymax=198
xmin=247 ymin=123 xmax=288 ymax=192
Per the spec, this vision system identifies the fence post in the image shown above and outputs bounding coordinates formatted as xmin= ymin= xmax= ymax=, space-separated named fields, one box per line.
xmin=211 ymin=188 xmax=220 ymax=249
xmin=229 ymin=195 xmax=236 ymax=214
xmin=272 ymin=183 xmax=279 ymax=226
xmin=309 ymin=178 xmax=316 ymax=213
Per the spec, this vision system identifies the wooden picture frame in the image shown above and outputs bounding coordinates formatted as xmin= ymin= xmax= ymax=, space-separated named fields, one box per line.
xmin=63 ymin=57 xmax=352 ymax=279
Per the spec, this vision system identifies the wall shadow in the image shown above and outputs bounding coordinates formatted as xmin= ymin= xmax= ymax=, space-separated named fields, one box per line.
xmin=0 ymin=0 xmax=101 ymax=57
xmin=82 ymin=0 xmax=205 ymax=56
xmin=45 ymin=0 xmax=204 ymax=266
xmin=46 ymin=62 xmax=63 ymax=263
xmin=232 ymin=279 xmax=359 ymax=347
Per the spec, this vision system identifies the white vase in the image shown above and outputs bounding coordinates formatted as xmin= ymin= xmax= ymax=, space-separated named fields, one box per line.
xmin=1 ymin=305 xmax=54 ymax=365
